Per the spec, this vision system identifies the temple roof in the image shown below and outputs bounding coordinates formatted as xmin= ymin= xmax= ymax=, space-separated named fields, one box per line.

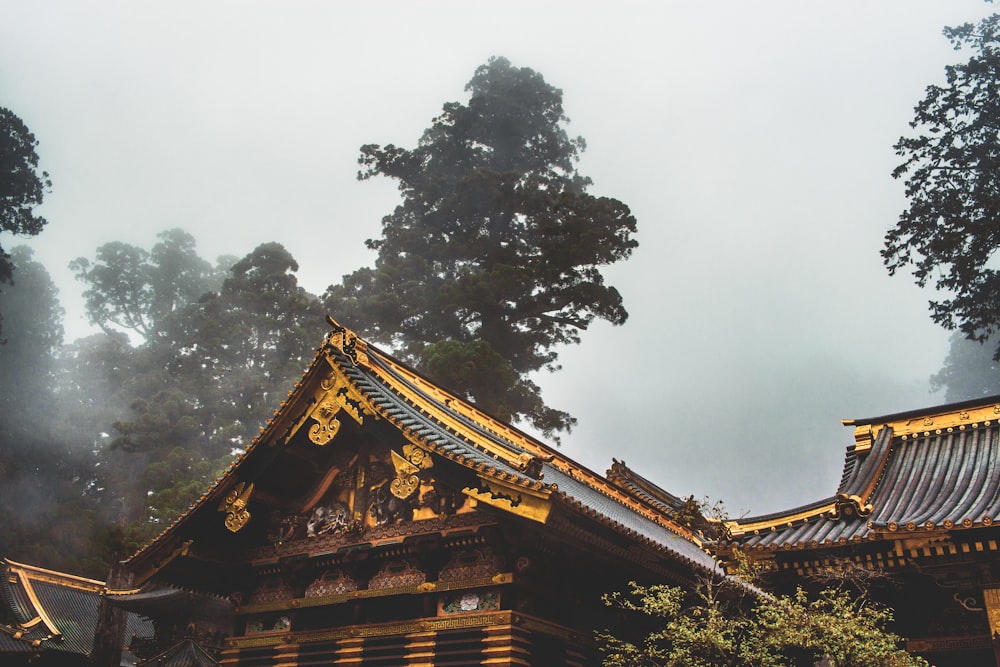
xmin=606 ymin=458 xmax=688 ymax=515
xmin=0 ymin=558 xmax=151 ymax=662
xmin=726 ymin=396 xmax=1000 ymax=552
xmin=136 ymin=638 xmax=218 ymax=667
xmin=125 ymin=318 xmax=717 ymax=582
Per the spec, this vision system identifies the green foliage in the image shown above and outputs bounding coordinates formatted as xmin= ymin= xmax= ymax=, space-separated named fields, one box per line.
xmin=69 ymin=235 xmax=322 ymax=533
xmin=883 ymin=12 xmax=1000 ymax=357
xmin=325 ymin=56 xmax=637 ymax=440
xmin=69 ymin=228 xmax=224 ymax=342
xmin=671 ymin=495 xmax=727 ymax=540
xmin=141 ymin=447 xmax=231 ymax=535
xmin=0 ymin=107 xmax=50 ymax=340
xmin=599 ymin=579 xmax=928 ymax=667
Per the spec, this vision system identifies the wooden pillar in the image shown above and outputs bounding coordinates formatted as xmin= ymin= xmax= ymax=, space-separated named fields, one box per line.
xmin=90 ymin=560 xmax=133 ymax=667
xmin=983 ymin=587 xmax=1000 ymax=667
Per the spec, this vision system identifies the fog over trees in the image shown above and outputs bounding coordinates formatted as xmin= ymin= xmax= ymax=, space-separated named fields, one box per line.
xmin=3 ymin=3 xmax=1000 ymax=578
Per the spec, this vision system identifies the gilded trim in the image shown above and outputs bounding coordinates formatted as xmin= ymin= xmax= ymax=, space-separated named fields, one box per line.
xmin=10 ymin=568 xmax=61 ymax=638
xmin=725 ymin=503 xmax=838 ymax=538
xmin=4 ymin=560 xmax=104 ymax=593
xmin=367 ymin=352 xmax=545 ymax=476
xmin=464 ymin=478 xmax=552 ymax=523
xmin=983 ymin=587 xmax=1000 ymax=639
xmin=228 ymin=611 xmax=513 ymax=649
xmin=219 ymin=482 xmax=254 ymax=533
xmin=326 ymin=316 xmax=370 ymax=368
xmin=226 ymin=609 xmax=583 ymax=651
xmin=845 ymin=402 xmax=1000 ymax=441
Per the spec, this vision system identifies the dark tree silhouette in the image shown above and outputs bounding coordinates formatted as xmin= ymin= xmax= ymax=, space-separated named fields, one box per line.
xmin=325 ymin=57 xmax=637 ymax=440
xmin=0 ymin=108 xmax=51 ymax=341
xmin=884 ymin=12 xmax=1000 ymax=358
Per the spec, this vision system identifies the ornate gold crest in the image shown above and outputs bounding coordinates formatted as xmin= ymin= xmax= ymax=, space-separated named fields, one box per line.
xmin=219 ymin=482 xmax=254 ymax=533
xmin=292 ymin=371 xmax=375 ymax=447
xmin=308 ymin=401 xmax=342 ymax=446
xmin=389 ymin=444 xmax=434 ymax=500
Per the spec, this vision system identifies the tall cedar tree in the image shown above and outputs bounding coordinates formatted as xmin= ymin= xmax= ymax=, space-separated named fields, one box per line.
xmin=883 ymin=12 xmax=1000 ymax=357
xmin=325 ymin=57 xmax=637 ymax=439
xmin=0 ymin=108 xmax=51 ymax=341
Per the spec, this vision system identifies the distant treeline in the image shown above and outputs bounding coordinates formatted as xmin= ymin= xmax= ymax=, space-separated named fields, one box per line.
xmin=0 ymin=232 xmax=326 ymax=576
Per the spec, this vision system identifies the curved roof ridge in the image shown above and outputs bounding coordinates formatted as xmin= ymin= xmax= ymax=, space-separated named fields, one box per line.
xmin=606 ymin=459 xmax=687 ymax=514
xmin=324 ymin=323 xmax=706 ymax=547
xmin=839 ymin=425 xmax=894 ymax=502
xmin=4 ymin=559 xmax=105 ymax=592
xmin=730 ymin=397 xmax=1000 ymax=552
xmin=725 ymin=497 xmax=838 ymax=538
xmin=845 ymin=394 xmax=1000 ymax=427
xmin=126 ymin=317 xmax=713 ymax=582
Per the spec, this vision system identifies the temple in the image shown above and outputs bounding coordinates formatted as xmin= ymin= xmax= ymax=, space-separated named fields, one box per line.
xmin=7 ymin=319 xmax=1000 ymax=665
xmin=108 ymin=319 xmax=720 ymax=665
xmin=720 ymin=397 xmax=1000 ymax=666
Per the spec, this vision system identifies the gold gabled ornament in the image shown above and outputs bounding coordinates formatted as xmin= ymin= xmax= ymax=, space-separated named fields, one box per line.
xmin=326 ymin=315 xmax=369 ymax=367
xmin=390 ymin=444 xmax=434 ymax=500
xmin=219 ymin=482 xmax=254 ymax=532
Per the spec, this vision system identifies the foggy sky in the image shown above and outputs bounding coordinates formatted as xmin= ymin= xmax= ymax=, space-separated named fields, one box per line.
xmin=2 ymin=1 xmax=992 ymax=516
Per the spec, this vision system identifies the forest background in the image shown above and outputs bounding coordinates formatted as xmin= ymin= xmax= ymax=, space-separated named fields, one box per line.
xmin=2 ymin=1 xmax=1000 ymax=577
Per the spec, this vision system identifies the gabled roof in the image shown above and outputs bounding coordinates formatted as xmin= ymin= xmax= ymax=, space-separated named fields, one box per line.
xmin=725 ymin=396 xmax=1000 ymax=553
xmin=0 ymin=558 xmax=151 ymax=661
xmin=606 ymin=458 xmax=688 ymax=515
xmin=125 ymin=318 xmax=717 ymax=583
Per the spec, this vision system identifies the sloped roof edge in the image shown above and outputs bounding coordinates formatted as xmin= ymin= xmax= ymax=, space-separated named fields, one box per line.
xmin=726 ymin=394 xmax=1000 ymax=549
xmin=124 ymin=318 xmax=713 ymax=579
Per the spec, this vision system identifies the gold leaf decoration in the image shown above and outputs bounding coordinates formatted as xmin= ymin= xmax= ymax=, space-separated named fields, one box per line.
xmin=219 ymin=482 xmax=254 ymax=533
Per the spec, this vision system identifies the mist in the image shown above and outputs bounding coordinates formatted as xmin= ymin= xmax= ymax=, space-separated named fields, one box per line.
xmin=1 ymin=0 xmax=991 ymax=547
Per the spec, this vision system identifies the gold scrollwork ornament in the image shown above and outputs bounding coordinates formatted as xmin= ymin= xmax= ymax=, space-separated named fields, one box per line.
xmin=308 ymin=401 xmax=341 ymax=446
xmin=219 ymin=482 xmax=254 ymax=533
xmin=390 ymin=450 xmax=421 ymax=500
xmin=389 ymin=445 xmax=434 ymax=500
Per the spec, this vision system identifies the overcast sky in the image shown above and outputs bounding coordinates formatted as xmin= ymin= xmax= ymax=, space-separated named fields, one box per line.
xmin=2 ymin=1 xmax=993 ymax=516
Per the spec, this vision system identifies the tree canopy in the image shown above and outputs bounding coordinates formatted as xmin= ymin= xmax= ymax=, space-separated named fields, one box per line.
xmin=69 ymin=228 xmax=225 ymax=343
xmin=325 ymin=56 xmax=637 ymax=439
xmin=65 ymin=235 xmax=322 ymax=540
xmin=883 ymin=12 xmax=1000 ymax=357
xmin=0 ymin=107 xmax=51 ymax=340
xmin=599 ymin=578 xmax=927 ymax=667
